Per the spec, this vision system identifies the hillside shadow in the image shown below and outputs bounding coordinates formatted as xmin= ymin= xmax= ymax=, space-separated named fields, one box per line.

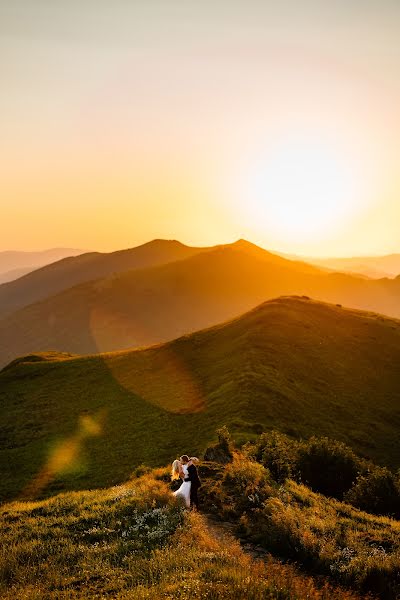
xmin=0 ymin=347 xmax=216 ymax=503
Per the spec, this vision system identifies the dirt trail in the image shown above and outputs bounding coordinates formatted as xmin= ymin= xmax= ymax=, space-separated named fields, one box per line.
xmin=202 ymin=512 xmax=269 ymax=560
xmin=202 ymin=513 xmax=374 ymax=600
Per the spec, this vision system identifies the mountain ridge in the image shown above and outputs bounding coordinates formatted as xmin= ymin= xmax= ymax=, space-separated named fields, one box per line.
xmin=0 ymin=248 xmax=86 ymax=283
xmin=1 ymin=296 xmax=399 ymax=501
xmin=0 ymin=238 xmax=210 ymax=318
xmin=287 ymin=252 xmax=400 ymax=279
xmin=1 ymin=242 xmax=400 ymax=368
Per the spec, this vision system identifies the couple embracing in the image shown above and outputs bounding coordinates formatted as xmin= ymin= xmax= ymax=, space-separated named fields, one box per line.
xmin=171 ymin=455 xmax=201 ymax=509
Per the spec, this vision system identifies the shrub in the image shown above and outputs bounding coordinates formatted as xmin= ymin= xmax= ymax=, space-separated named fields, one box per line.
xmin=132 ymin=464 xmax=152 ymax=478
xmin=344 ymin=466 xmax=400 ymax=518
xmin=297 ymin=437 xmax=360 ymax=499
xmin=257 ymin=430 xmax=299 ymax=482
xmin=220 ymin=456 xmax=274 ymax=516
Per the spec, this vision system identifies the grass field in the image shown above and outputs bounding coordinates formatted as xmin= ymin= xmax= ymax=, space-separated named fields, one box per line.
xmin=0 ymin=468 xmax=370 ymax=600
xmin=1 ymin=296 xmax=400 ymax=502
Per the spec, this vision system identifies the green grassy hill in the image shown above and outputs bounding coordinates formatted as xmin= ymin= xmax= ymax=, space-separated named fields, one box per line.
xmin=1 ymin=296 xmax=400 ymax=502
xmin=1 ymin=241 xmax=400 ymax=368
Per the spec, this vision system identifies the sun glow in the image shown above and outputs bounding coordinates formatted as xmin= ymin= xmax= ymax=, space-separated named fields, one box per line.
xmin=234 ymin=134 xmax=369 ymax=244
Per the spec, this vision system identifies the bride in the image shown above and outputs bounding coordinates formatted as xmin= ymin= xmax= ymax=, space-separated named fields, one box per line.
xmin=171 ymin=457 xmax=191 ymax=507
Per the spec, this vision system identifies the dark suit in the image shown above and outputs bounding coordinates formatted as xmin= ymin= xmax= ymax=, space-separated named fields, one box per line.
xmin=186 ymin=463 xmax=201 ymax=509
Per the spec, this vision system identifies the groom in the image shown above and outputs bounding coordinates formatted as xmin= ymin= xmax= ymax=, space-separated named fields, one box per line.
xmin=180 ymin=455 xmax=201 ymax=510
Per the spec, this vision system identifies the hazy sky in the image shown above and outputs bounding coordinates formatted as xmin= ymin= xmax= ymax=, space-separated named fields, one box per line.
xmin=1 ymin=1 xmax=400 ymax=256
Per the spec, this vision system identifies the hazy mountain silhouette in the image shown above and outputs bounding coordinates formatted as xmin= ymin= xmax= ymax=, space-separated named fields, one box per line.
xmin=295 ymin=253 xmax=400 ymax=279
xmin=0 ymin=248 xmax=85 ymax=284
xmin=0 ymin=266 xmax=37 ymax=285
xmin=0 ymin=241 xmax=400 ymax=368
xmin=0 ymin=239 xmax=209 ymax=318
xmin=1 ymin=296 xmax=399 ymax=500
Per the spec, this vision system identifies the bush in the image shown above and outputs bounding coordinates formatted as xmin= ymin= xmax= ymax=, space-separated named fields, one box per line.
xmin=297 ymin=437 xmax=360 ymax=499
xmin=344 ymin=466 xmax=400 ymax=518
xmin=256 ymin=431 xmax=299 ymax=482
xmin=132 ymin=464 xmax=152 ymax=478
xmin=220 ymin=456 xmax=274 ymax=516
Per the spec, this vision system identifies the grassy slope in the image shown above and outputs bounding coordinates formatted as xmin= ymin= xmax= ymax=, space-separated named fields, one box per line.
xmin=201 ymin=456 xmax=400 ymax=599
xmin=0 ymin=239 xmax=208 ymax=318
xmin=1 ymin=242 xmax=400 ymax=368
xmin=0 ymin=469 xmax=368 ymax=600
xmin=1 ymin=296 xmax=400 ymax=502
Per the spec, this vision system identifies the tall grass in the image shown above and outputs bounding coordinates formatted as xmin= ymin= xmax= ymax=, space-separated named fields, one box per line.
xmin=0 ymin=472 xmax=182 ymax=598
xmin=203 ymin=455 xmax=400 ymax=598
xmin=0 ymin=470 xmax=366 ymax=599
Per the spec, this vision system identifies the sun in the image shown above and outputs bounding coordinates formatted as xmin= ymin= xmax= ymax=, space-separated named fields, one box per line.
xmin=233 ymin=133 xmax=365 ymax=244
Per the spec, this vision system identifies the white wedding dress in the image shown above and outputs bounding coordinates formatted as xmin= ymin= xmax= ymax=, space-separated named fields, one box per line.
xmin=173 ymin=464 xmax=191 ymax=507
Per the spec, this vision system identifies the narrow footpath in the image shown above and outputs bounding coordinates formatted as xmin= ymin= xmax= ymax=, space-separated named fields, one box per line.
xmin=203 ymin=512 xmax=271 ymax=560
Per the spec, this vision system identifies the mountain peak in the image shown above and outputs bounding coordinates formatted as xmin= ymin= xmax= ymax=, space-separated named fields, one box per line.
xmin=142 ymin=239 xmax=187 ymax=249
xmin=231 ymin=238 xmax=260 ymax=249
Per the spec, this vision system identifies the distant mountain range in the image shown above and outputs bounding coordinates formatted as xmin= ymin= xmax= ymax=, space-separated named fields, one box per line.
xmin=0 ymin=248 xmax=86 ymax=284
xmin=289 ymin=253 xmax=400 ymax=279
xmin=0 ymin=239 xmax=207 ymax=317
xmin=1 ymin=296 xmax=399 ymax=501
xmin=0 ymin=239 xmax=399 ymax=368
xmin=0 ymin=267 xmax=36 ymax=285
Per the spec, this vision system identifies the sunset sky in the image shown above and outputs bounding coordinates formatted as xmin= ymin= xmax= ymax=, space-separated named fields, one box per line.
xmin=1 ymin=1 xmax=400 ymax=257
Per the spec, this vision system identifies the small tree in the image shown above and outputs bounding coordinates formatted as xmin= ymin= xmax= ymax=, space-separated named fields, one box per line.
xmin=204 ymin=426 xmax=233 ymax=464
xmin=217 ymin=426 xmax=231 ymax=452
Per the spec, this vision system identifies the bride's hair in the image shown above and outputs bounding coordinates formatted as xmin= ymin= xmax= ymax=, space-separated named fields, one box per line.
xmin=171 ymin=459 xmax=181 ymax=481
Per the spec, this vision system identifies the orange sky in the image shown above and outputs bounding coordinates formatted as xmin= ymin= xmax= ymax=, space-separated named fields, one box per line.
xmin=1 ymin=2 xmax=400 ymax=257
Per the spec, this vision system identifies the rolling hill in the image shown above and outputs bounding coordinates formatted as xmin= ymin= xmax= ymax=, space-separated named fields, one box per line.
xmin=0 ymin=241 xmax=399 ymax=368
xmin=1 ymin=296 xmax=399 ymax=502
xmin=0 ymin=239 xmax=208 ymax=318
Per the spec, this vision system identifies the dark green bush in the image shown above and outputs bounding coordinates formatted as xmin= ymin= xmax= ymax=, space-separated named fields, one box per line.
xmin=132 ymin=464 xmax=152 ymax=478
xmin=297 ymin=437 xmax=360 ymax=499
xmin=258 ymin=430 xmax=299 ymax=482
xmin=344 ymin=466 xmax=400 ymax=518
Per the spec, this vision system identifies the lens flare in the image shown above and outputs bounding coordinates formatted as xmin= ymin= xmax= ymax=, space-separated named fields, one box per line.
xmin=21 ymin=411 xmax=105 ymax=499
